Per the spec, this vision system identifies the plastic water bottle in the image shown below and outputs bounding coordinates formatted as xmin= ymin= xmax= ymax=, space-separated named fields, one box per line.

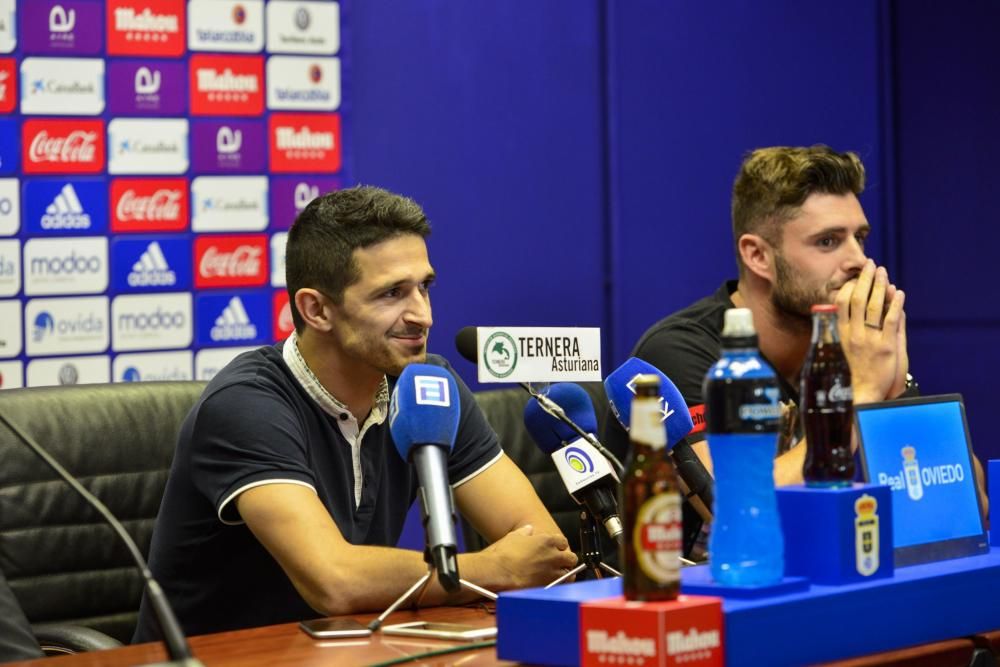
xmin=704 ymin=308 xmax=784 ymax=586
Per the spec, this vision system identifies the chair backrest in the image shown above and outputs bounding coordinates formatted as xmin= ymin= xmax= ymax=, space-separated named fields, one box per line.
xmin=468 ymin=382 xmax=619 ymax=554
xmin=0 ymin=382 xmax=206 ymax=644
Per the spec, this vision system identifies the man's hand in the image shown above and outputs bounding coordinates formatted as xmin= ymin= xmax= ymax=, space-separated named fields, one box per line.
xmin=834 ymin=259 xmax=906 ymax=404
xmin=480 ymin=524 xmax=577 ymax=589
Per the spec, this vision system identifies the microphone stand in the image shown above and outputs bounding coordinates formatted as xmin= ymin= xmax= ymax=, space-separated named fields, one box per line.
xmin=545 ymin=510 xmax=621 ymax=588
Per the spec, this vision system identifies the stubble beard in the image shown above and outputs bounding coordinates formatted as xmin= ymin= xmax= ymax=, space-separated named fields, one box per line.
xmin=771 ymin=252 xmax=832 ymax=331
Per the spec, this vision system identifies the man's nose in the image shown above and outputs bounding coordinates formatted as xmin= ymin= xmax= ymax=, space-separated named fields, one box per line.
xmin=405 ymin=290 xmax=432 ymax=329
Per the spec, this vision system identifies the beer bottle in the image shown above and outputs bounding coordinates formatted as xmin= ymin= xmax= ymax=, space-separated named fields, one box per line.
xmin=623 ymin=374 xmax=681 ymax=601
xmin=801 ymin=304 xmax=855 ymax=486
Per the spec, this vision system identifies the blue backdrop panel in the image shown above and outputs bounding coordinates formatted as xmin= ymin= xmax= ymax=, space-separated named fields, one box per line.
xmin=350 ymin=1 xmax=607 ymax=389
xmin=607 ymin=0 xmax=888 ymax=366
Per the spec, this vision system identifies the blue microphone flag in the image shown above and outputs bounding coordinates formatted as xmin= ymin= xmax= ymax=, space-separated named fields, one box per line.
xmin=523 ymin=382 xmax=600 ymax=454
xmin=390 ymin=363 xmax=461 ymax=459
xmin=604 ymin=357 xmax=694 ymax=449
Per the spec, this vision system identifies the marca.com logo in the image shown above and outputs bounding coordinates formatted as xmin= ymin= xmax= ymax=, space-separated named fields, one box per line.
xmin=0 ymin=1 xmax=15 ymax=55
xmin=109 ymin=118 xmax=189 ymax=174
xmin=0 ymin=177 xmax=20 ymax=236
xmin=25 ymin=296 xmax=109 ymax=356
xmin=24 ymin=179 xmax=108 ymax=235
xmin=191 ymin=119 xmax=265 ymax=174
xmin=24 ymin=237 xmax=108 ymax=296
xmin=110 ymin=178 xmax=188 ymax=233
xmin=22 ymin=2 xmax=102 ymax=55
xmin=269 ymin=113 xmax=341 ymax=173
xmin=0 ymin=298 xmax=21 ymax=357
xmin=194 ymin=234 xmax=268 ymax=289
xmin=0 ymin=238 xmax=19 ymax=297
xmin=266 ymin=1 xmax=339 ymax=55
xmin=112 ymin=292 xmax=192 ymax=352
xmin=107 ymin=0 xmax=185 ymax=57
xmin=26 ymin=355 xmax=110 ymax=387
xmin=0 ymin=58 xmax=16 ymax=113
xmin=188 ymin=0 xmax=263 ymax=53
xmin=876 ymin=444 xmax=967 ymax=501
xmin=196 ymin=292 xmax=269 ymax=346
xmin=108 ymin=60 xmax=186 ymax=115
xmin=189 ymin=54 xmax=264 ymax=116
xmin=111 ymin=237 xmax=192 ymax=292
xmin=23 ymin=119 xmax=105 ymax=175
xmin=191 ymin=176 xmax=268 ymax=232
xmin=268 ymin=176 xmax=338 ymax=230
xmin=20 ymin=57 xmax=105 ymax=115
xmin=114 ymin=350 xmax=193 ymax=382
xmin=266 ymin=56 xmax=340 ymax=111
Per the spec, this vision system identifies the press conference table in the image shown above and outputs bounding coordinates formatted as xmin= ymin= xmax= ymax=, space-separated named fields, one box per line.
xmin=7 ymin=605 xmax=995 ymax=667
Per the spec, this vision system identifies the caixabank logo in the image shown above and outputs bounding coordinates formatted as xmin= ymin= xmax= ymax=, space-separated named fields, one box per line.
xmin=188 ymin=0 xmax=264 ymax=53
xmin=268 ymin=176 xmax=338 ymax=230
xmin=265 ymin=1 xmax=339 ymax=56
xmin=196 ymin=291 xmax=269 ymax=347
xmin=191 ymin=119 xmax=265 ymax=174
xmin=0 ymin=57 xmax=17 ymax=114
xmin=106 ymin=0 xmax=185 ymax=57
xmin=111 ymin=292 xmax=192 ymax=352
xmin=189 ymin=54 xmax=264 ymax=116
xmin=194 ymin=234 xmax=268 ymax=289
xmin=266 ymin=56 xmax=340 ymax=111
xmin=22 ymin=1 xmax=103 ymax=56
xmin=20 ymin=57 xmax=105 ymax=116
xmin=24 ymin=178 xmax=108 ymax=235
xmin=107 ymin=60 xmax=186 ymax=116
xmin=22 ymin=119 xmax=105 ymax=175
xmin=23 ymin=236 xmax=108 ymax=296
xmin=25 ymin=295 xmax=109 ymax=356
xmin=111 ymin=236 xmax=192 ymax=292
xmin=191 ymin=175 xmax=268 ymax=232
xmin=268 ymin=113 xmax=341 ymax=173
xmin=110 ymin=177 xmax=188 ymax=233
xmin=108 ymin=118 xmax=189 ymax=175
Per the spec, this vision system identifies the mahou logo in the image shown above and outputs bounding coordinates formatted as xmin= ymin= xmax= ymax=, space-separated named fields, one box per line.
xmin=23 ymin=119 xmax=105 ymax=174
xmin=194 ymin=234 xmax=268 ymax=288
xmin=268 ymin=113 xmax=341 ymax=173
xmin=0 ymin=58 xmax=16 ymax=114
xmin=111 ymin=178 xmax=188 ymax=233
xmin=189 ymin=54 xmax=264 ymax=116
xmin=107 ymin=0 xmax=185 ymax=57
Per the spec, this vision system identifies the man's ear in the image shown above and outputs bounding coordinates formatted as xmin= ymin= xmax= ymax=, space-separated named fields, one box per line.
xmin=293 ymin=288 xmax=335 ymax=333
xmin=737 ymin=233 xmax=776 ymax=283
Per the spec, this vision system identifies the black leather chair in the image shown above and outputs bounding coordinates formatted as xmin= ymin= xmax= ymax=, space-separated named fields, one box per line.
xmin=0 ymin=382 xmax=207 ymax=647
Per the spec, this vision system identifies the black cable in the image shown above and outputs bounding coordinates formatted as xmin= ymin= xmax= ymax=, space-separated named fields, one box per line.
xmin=367 ymin=640 xmax=497 ymax=666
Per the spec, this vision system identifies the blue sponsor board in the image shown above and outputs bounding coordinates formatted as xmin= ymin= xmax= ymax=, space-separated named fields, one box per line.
xmin=0 ymin=118 xmax=18 ymax=176
xmin=195 ymin=290 xmax=270 ymax=347
xmin=111 ymin=236 xmax=192 ymax=293
xmin=24 ymin=178 xmax=108 ymax=235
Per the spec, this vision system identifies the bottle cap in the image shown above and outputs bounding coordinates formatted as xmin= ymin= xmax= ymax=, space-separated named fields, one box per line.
xmin=810 ymin=304 xmax=838 ymax=313
xmin=721 ymin=308 xmax=756 ymax=338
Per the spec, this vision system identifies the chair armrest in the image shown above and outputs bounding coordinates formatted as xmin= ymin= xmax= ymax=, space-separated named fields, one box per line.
xmin=31 ymin=623 xmax=123 ymax=655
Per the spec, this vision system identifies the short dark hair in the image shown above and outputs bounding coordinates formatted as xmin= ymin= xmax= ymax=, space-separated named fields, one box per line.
xmin=731 ymin=145 xmax=865 ymax=273
xmin=285 ymin=185 xmax=431 ymax=333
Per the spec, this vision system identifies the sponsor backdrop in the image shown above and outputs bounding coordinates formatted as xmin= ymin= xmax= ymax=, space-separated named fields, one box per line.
xmin=0 ymin=0 xmax=346 ymax=388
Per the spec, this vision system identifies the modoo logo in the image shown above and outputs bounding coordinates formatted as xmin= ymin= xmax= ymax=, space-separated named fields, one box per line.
xmin=24 ymin=237 xmax=108 ymax=296
xmin=30 ymin=250 xmax=101 ymax=275
xmin=117 ymin=306 xmax=185 ymax=331
xmin=112 ymin=293 xmax=192 ymax=351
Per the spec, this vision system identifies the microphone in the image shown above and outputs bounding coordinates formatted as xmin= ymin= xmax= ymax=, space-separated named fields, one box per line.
xmin=390 ymin=363 xmax=463 ymax=593
xmin=523 ymin=382 xmax=624 ymax=542
xmin=604 ymin=358 xmax=715 ymax=523
xmin=0 ymin=413 xmax=203 ymax=667
xmin=455 ymin=326 xmax=479 ymax=366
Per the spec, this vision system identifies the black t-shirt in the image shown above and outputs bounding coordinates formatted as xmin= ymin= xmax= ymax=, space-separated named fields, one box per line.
xmin=604 ymin=281 xmax=798 ymax=555
xmin=133 ymin=346 xmax=500 ymax=641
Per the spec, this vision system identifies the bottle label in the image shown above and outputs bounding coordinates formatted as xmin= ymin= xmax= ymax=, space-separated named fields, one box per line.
xmin=815 ymin=375 xmax=853 ymax=407
xmin=633 ymin=493 xmax=682 ymax=584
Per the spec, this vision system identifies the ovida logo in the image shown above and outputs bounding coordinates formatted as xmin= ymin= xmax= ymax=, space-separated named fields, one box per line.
xmin=414 ymin=376 xmax=450 ymax=407
xmin=294 ymin=182 xmax=318 ymax=211
xmin=41 ymin=183 xmax=90 ymax=230
xmin=128 ymin=241 xmax=176 ymax=287
xmin=211 ymin=296 xmax=257 ymax=341
xmin=33 ymin=311 xmax=55 ymax=342
xmin=135 ymin=66 xmax=161 ymax=95
xmin=122 ymin=366 xmax=141 ymax=382
xmin=49 ymin=5 xmax=76 ymax=34
xmin=217 ymin=126 xmax=242 ymax=154
xmin=563 ymin=446 xmax=595 ymax=474
xmin=483 ymin=331 xmax=517 ymax=379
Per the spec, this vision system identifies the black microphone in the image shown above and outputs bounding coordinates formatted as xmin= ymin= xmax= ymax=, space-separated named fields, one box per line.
xmin=0 ymin=413 xmax=203 ymax=667
xmin=523 ymin=383 xmax=623 ymax=542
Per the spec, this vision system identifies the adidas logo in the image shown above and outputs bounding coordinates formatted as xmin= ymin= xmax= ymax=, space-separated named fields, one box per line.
xmin=210 ymin=296 xmax=257 ymax=341
xmin=41 ymin=184 xmax=91 ymax=230
xmin=128 ymin=241 xmax=176 ymax=287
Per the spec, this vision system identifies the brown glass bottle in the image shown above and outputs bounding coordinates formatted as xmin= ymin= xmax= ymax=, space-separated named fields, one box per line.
xmin=622 ymin=374 xmax=681 ymax=601
xmin=801 ymin=304 xmax=855 ymax=486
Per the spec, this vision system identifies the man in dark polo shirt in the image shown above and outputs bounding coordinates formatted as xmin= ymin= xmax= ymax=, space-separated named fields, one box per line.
xmin=134 ymin=187 xmax=576 ymax=641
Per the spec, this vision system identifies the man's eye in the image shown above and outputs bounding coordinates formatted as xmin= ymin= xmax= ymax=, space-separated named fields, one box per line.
xmin=419 ymin=280 xmax=434 ymax=293
xmin=817 ymin=236 xmax=839 ymax=248
xmin=855 ymin=233 xmax=867 ymax=248
xmin=383 ymin=288 xmax=401 ymax=298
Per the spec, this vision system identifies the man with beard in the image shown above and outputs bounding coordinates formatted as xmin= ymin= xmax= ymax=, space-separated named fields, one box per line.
xmin=134 ymin=186 xmax=576 ymax=641
xmin=606 ymin=146 xmax=918 ymax=556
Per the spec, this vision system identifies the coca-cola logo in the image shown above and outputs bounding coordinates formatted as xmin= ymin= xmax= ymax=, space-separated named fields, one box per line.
xmin=117 ymin=189 xmax=181 ymax=221
xmin=23 ymin=120 xmax=105 ymax=174
xmin=199 ymin=245 xmax=262 ymax=278
xmin=30 ymin=130 xmax=96 ymax=163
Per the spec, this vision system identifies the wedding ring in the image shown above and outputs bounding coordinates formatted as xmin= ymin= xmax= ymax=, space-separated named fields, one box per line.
xmin=864 ymin=322 xmax=881 ymax=330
